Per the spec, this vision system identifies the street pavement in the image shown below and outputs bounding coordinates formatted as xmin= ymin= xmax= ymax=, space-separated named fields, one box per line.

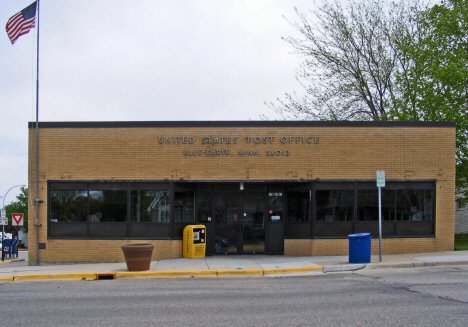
xmin=1 ymin=250 xmax=468 ymax=282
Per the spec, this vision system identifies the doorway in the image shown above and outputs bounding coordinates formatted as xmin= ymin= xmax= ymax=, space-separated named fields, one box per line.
xmin=214 ymin=194 xmax=266 ymax=254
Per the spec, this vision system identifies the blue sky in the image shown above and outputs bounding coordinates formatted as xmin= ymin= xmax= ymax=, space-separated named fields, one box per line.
xmin=0 ymin=0 xmax=313 ymax=203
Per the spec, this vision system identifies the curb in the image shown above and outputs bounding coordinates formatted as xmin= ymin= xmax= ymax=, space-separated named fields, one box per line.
xmin=0 ymin=258 xmax=25 ymax=264
xmin=116 ymin=270 xmax=218 ymax=279
xmin=0 ymin=276 xmax=14 ymax=282
xmin=263 ymin=266 xmax=323 ymax=275
xmin=14 ymin=273 xmax=99 ymax=281
xmin=367 ymin=260 xmax=468 ymax=269
xmin=0 ymin=266 xmax=323 ymax=282
xmin=217 ymin=269 xmax=264 ymax=276
xmin=322 ymin=264 xmax=366 ymax=273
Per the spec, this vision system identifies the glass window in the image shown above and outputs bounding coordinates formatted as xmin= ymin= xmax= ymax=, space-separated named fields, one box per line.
xmin=269 ymin=193 xmax=284 ymax=222
xmin=357 ymin=190 xmax=376 ymax=221
xmin=50 ymin=190 xmax=88 ymax=222
xmin=89 ymin=190 xmax=127 ymax=222
xmin=174 ymin=192 xmax=195 ymax=223
xmin=396 ymin=189 xmax=433 ymax=221
xmin=196 ymin=193 xmax=212 ymax=223
xmin=357 ymin=189 xmax=396 ymax=221
xmin=316 ymin=190 xmax=353 ymax=221
xmin=287 ymin=191 xmax=310 ymax=222
xmin=131 ymin=190 xmax=170 ymax=223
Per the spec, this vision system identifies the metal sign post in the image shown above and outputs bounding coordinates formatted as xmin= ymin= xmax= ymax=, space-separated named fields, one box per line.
xmin=1 ymin=209 xmax=5 ymax=262
xmin=376 ymin=171 xmax=385 ymax=262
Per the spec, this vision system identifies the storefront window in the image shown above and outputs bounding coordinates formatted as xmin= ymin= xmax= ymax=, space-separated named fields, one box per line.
xmin=48 ymin=181 xmax=435 ymax=240
xmin=89 ymin=190 xmax=127 ymax=222
xmin=131 ymin=190 xmax=170 ymax=223
xmin=174 ymin=192 xmax=195 ymax=223
xmin=396 ymin=189 xmax=433 ymax=221
xmin=287 ymin=191 xmax=310 ymax=222
xmin=50 ymin=190 xmax=88 ymax=222
xmin=316 ymin=190 xmax=353 ymax=221
xmin=357 ymin=189 xmax=395 ymax=221
xmin=196 ymin=193 xmax=212 ymax=223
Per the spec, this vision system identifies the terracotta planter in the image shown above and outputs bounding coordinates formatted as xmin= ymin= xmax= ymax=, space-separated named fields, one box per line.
xmin=121 ymin=244 xmax=154 ymax=271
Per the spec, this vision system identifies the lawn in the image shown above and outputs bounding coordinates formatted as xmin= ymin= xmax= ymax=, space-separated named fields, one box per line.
xmin=454 ymin=234 xmax=468 ymax=251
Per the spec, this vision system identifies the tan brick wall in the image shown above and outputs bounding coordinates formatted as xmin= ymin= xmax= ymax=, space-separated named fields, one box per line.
xmin=28 ymin=124 xmax=456 ymax=262
xmin=28 ymin=239 xmax=182 ymax=263
xmin=287 ymin=238 xmax=447 ymax=257
xmin=284 ymin=239 xmax=313 ymax=256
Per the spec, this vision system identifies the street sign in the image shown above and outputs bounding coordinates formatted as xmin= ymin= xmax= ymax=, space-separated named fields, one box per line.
xmin=0 ymin=217 xmax=7 ymax=225
xmin=376 ymin=171 xmax=385 ymax=187
xmin=0 ymin=210 xmax=5 ymax=218
xmin=11 ymin=213 xmax=24 ymax=226
xmin=376 ymin=171 xmax=386 ymax=263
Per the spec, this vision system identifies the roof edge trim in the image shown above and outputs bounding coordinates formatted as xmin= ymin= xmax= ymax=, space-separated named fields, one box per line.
xmin=28 ymin=121 xmax=456 ymax=129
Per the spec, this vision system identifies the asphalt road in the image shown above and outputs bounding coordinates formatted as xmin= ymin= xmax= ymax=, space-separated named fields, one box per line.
xmin=1 ymin=266 xmax=467 ymax=326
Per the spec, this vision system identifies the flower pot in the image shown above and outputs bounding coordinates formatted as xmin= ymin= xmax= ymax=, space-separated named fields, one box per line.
xmin=121 ymin=243 xmax=154 ymax=271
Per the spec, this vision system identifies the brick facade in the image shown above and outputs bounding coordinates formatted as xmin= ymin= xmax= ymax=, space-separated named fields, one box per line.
xmin=28 ymin=122 xmax=456 ymax=263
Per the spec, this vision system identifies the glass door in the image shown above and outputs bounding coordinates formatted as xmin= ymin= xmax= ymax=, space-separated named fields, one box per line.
xmin=241 ymin=195 xmax=265 ymax=254
xmin=214 ymin=194 xmax=266 ymax=254
xmin=214 ymin=195 xmax=239 ymax=254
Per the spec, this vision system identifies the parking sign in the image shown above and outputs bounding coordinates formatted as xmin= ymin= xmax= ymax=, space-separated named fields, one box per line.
xmin=376 ymin=171 xmax=385 ymax=187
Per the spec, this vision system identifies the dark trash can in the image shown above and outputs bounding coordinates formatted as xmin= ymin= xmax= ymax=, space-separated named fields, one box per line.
xmin=348 ymin=233 xmax=371 ymax=263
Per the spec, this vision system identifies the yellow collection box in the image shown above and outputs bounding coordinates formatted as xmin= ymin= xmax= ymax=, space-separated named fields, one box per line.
xmin=183 ymin=225 xmax=206 ymax=259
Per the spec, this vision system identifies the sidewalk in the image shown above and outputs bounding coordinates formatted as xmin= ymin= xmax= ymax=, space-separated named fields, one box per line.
xmin=1 ymin=250 xmax=468 ymax=282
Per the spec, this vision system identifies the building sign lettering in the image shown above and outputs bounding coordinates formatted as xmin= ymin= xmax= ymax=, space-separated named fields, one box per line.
xmin=157 ymin=135 xmax=319 ymax=157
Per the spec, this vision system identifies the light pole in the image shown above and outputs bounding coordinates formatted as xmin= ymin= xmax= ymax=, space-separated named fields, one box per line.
xmin=2 ymin=184 xmax=26 ymax=261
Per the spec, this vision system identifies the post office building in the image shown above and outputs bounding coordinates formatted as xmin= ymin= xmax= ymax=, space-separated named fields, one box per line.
xmin=27 ymin=121 xmax=456 ymax=263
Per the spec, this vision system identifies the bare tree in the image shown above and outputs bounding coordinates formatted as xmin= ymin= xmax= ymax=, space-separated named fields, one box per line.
xmin=267 ymin=0 xmax=428 ymax=121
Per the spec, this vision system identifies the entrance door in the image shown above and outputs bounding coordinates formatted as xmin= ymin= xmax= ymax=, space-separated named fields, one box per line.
xmin=242 ymin=195 xmax=265 ymax=253
xmin=214 ymin=194 xmax=265 ymax=254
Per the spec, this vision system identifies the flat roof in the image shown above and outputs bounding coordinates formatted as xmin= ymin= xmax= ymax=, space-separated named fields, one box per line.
xmin=28 ymin=121 xmax=456 ymax=129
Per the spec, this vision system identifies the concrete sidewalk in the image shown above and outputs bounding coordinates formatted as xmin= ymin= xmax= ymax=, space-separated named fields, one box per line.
xmin=1 ymin=250 xmax=468 ymax=282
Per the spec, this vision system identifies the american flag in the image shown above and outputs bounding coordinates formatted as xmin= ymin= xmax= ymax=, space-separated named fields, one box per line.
xmin=5 ymin=2 xmax=37 ymax=45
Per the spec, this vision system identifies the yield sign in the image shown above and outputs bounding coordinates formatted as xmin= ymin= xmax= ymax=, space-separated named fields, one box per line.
xmin=12 ymin=213 xmax=24 ymax=226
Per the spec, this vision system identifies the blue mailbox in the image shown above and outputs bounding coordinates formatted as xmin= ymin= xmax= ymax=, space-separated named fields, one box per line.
xmin=3 ymin=238 xmax=21 ymax=258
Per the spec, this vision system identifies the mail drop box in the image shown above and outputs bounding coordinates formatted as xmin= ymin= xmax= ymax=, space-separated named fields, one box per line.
xmin=183 ymin=225 xmax=206 ymax=259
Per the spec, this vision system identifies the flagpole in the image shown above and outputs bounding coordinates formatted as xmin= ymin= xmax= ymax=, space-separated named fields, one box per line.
xmin=35 ymin=0 xmax=41 ymax=266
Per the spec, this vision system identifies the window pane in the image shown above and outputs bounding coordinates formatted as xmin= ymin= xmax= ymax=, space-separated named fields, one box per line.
xmin=174 ymin=192 xmax=195 ymax=223
xmin=269 ymin=193 xmax=284 ymax=222
xmin=358 ymin=189 xmax=395 ymax=221
xmin=357 ymin=190 xmax=377 ymax=221
xmin=50 ymin=190 xmax=88 ymax=223
xmin=396 ymin=189 xmax=433 ymax=221
xmin=89 ymin=190 xmax=127 ymax=222
xmin=131 ymin=190 xmax=170 ymax=223
xmin=316 ymin=190 xmax=353 ymax=221
xmin=287 ymin=191 xmax=310 ymax=222
xmin=196 ymin=193 xmax=212 ymax=223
